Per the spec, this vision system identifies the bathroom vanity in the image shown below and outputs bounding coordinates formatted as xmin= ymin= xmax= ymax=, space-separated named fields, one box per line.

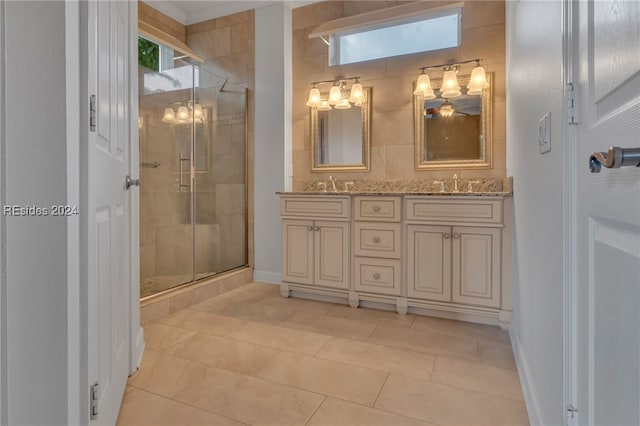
xmin=279 ymin=189 xmax=513 ymax=328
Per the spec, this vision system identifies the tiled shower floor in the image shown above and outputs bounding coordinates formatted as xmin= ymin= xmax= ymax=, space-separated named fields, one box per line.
xmin=119 ymin=282 xmax=529 ymax=425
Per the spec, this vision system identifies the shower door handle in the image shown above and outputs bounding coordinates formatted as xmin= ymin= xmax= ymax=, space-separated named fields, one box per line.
xmin=179 ymin=152 xmax=191 ymax=192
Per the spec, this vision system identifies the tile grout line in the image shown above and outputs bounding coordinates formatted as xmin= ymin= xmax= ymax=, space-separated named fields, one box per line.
xmin=124 ymin=382 xmax=247 ymax=425
xmin=372 ymin=372 xmax=390 ymax=409
xmin=304 ymin=395 xmax=327 ymax=426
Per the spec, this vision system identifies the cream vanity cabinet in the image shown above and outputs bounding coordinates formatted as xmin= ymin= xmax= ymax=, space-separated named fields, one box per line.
xmin=280 ymin=195 xmax=350 ymax=294
xmin=280 ymin=193 xmax=513 ymax=327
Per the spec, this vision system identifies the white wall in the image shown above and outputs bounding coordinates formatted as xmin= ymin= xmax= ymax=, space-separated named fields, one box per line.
xmin=0 ymin=0 xmax=6 ymax=423
xmin=506 ymin=1 xmax=565 ymax=425
xmin=253 ymin=3 xmax=292 ymax=283
xmin=4 ymin=2 xmax=69 ymax=424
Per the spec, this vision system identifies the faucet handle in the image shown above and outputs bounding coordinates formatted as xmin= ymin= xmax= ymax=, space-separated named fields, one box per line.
xmin=467 ymin=180 xmax=481 ymax=193
xmin=317 ymin=181 xmax=327 ymax=192
xmin=344 ymin=181 xmax=355 ymax=192
xmin=432 ymin=180 xmax=446 ymax=193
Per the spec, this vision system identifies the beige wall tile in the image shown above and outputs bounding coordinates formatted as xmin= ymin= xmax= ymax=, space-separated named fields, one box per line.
xmin=462 ymin=0 xmax=505 ymax=30
xmin=187 ymin=27 xmax=231 ymax=60
xmin=292 ymin=1 xmax=506 ymax=183
xmin=257 ymin=351 xmax=388 ymax=406
xmin=231 ymin=22 xmax=252 ymax=54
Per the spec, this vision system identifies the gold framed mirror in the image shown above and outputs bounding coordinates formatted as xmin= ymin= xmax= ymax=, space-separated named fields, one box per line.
xmin=414 ymin=73 xmax=493 ymax=170
xmin=311 ymin=87 xmax=371 ymax=172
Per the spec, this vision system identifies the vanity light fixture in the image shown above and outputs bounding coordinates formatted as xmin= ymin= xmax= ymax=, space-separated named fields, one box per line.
xmin=161 ymin=100 xmax=206 ymax=125
xmin=415 ymin=58 xmax=488 ymax=98
xmin=306 ymin=76 xmax=363 ymax=110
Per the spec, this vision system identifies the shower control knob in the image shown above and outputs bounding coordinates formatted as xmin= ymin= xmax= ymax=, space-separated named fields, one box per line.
xmin=125 ymin=175 xmax=140 ymax=189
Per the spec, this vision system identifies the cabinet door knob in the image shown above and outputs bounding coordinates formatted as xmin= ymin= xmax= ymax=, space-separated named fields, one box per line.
xmin=453 ymin=233 xmax=459 ymax=239
xmin=373 ymin=273 xmax=380 ymax=280
xmin=443 ymin=233 xmax=450 ymax=239
xmin=373 ymin=236 xmax=380 ymax=243
xmin=373 ymin=206 xmax=380 ymax=212
xmin=307 ymin=226 xmax=313 ymax=231
xmin=314 ymin=226 xmax=320 ymax=231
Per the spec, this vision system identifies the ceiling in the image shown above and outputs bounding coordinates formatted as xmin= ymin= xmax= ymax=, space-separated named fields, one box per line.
xmin=144 ymin=0 xmax=321 ymax=26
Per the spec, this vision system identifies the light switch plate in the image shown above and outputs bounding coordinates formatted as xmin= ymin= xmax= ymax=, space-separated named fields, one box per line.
xmin=539 ymin=112 xmax=551 ymax=154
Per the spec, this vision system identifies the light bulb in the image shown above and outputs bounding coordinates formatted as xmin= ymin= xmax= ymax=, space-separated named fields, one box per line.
xmin=439 ymin=100 xmax=455 ymax=117
xmin=306 ymin=88 xmax=321 ymax=107
xmin=441 ymin=69 xmax=462 ymax=98
xmin=176 ymin=106 xmax=189 ymax=124
xmin=317 ymin=100 xmax=332 ymax=111
xmin=328 ymin=85 xmax=342 ymax=105
xmin=413 ymin=74 xmax=436 ymax=100
xmin=348 ymin=83 xmax=364 ymax=103
xmin=334 ymin=98 xmax=351 ymax=109
xmin=193 ymin=103 xmax=203 ymax=121
xmin=467 ymin=65 xmax=489 ymax=95
xmin=162 ymin=108 xmax=176 ymax=123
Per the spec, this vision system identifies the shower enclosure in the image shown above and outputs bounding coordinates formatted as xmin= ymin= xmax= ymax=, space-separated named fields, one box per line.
xmin=138 ymin=61 xmax=247 ymax=298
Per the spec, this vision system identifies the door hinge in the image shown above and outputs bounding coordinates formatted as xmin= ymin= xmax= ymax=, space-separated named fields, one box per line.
xmin=90 ymin=382 xmax=100 ymax=420
xmin=566 ymin=404 xmax=578 ymax=422
xmin=566 ymin=83 xmax=579 ymax=125
xmin=89 ymin=95 xmax=97 ymax=132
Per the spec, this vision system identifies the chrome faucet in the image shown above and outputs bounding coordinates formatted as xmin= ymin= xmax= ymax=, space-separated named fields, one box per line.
xmin=467 ymin=180 xmax=480 ymax=193
xmin=433 ymin=180 xmax=445 ymax=193
xmin=343 ymin=181 xmax=354 ymax=192
xmin=317 ymin=181 xmax=327 ymax=192
xmin=453 ymin=174 xmax=459 ymax=193
xmin=329 ymin=175 xmax=337 ymax=192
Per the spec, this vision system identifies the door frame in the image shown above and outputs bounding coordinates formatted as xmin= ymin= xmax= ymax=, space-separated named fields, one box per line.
xmin=65 ymin=0 xmax=143 ymax=422
xmin=562 ymin=0 xmax=579 ymax=424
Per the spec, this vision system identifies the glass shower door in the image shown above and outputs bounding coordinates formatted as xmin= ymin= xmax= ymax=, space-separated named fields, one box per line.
xmin=194 ymin=71 xmax=248 ymax=278
xmin=139 ymin=64 xmax=195 ymax=297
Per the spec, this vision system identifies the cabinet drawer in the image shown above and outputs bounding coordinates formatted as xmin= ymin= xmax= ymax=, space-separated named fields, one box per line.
xmin=354 ymin=196 xmax=401 ymax=222
xmin=354 ymin=257 xmax=401 ymax=296
xmin=354 ymin=222 xmax=401 ymax=259
xmin=405 ymin=198 xmax=502 ymax=225
xmin=280 ymin=196 xmax=349 ymax=219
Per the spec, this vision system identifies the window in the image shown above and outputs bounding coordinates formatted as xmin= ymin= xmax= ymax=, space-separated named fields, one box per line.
xmin=314 ymin=4 xmax=462 ymax=66
xmin=138 ymin=35 xmax=175 ymax=72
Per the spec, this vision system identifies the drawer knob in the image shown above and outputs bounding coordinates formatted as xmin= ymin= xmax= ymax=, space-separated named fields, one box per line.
xmin=443 ymin=233 xmax=450 ymax=239
xmin=373 ymin=273 xmax=380 ymax=280
xmin=373 ymin=237 xmax=380 ymax=243
xmin=314 ymin=226 xmax=320 ymax=231
xmin=373 ymin=206 xmax=380 ymax=212
xmin=453 ymin=233 xmax=459 ymax=239
xmin=307 ymin=226 xmax=313 ymax=231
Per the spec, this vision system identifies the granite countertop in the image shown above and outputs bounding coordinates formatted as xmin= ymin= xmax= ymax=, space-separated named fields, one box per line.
xmin=277 ymin=177 xmax=513 ymax=197
xmin=276 ymin=191 xmax=511 ymax=197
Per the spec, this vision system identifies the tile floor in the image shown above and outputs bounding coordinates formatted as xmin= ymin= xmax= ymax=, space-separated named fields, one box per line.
xmin=118 ymin=282 xmax=529 ymax=426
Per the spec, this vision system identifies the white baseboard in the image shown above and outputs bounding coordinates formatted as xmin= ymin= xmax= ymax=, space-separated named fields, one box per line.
xmin=510 ymin=325 xmax=544 ymax=426
xmin=253 ymin=270 xmax=281 ymax=284
xmin=133 ymin=326 xmax=145 ymax=374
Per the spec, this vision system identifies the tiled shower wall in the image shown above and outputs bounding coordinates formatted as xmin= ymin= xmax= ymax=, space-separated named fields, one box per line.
xmin=292 ymin=0 xmax=506 ymax=189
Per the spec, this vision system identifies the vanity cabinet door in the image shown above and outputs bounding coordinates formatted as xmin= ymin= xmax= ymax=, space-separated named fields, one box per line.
xmin=315 ymin=221 xmax=350 ymax=289
xmin=282 ymin=220 xmax=314 ymax=285
xmin=407 ymin=224 xmax=452 ymax=301
xmin=451 ymin=227 xmax=501 ymax=308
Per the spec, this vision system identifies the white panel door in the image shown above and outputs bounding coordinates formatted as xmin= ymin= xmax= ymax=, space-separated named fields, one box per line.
xmin=574 ymin=1 xmax=640 ymax=425
xmin=282 ymin=220 xmax=314 ymax=285
xmin=315 ymin=221 xmax=349 ymax=289
xmin=87 ymin=0 xmax=132 ymax=424
xmin=451 ymin=226 xmax=500 ymax=308
xmin=407 ymin=225 xmax=451 ymax=301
